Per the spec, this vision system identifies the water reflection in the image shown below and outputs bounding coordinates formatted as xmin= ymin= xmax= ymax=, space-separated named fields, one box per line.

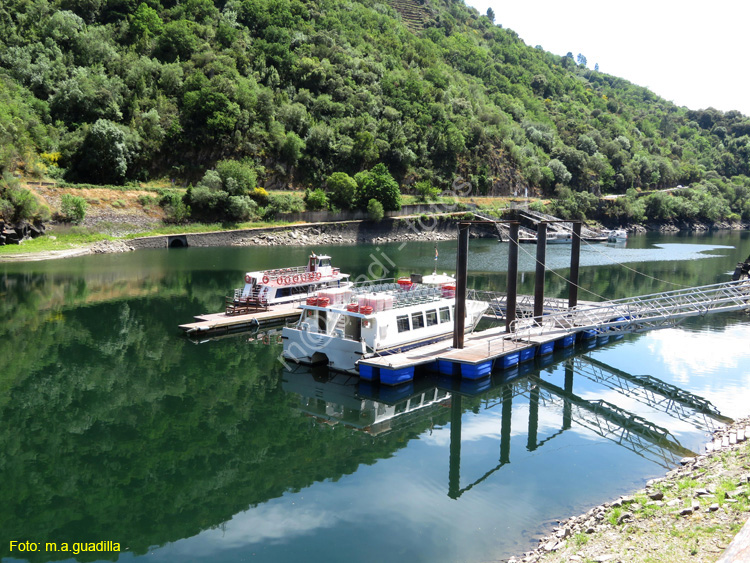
xmin=2 ymin=232 xmax=749 ymax=563
xmin=281 ymin=341 xmax=726 ymax=506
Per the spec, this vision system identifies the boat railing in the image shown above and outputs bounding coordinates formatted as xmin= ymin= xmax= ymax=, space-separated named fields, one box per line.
xmin=263 ymin=265 xmax=310 ymax=278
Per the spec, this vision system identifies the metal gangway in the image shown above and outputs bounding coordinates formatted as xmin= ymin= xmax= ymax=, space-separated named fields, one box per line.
xmin=510 ymin=278 xmax=750 ymax=340
xmin=517 ymin=208 xmax=603 ymax=239
xmin=570 ymin=356 xmax=732 ymax=433
xmin=532 ymin=376 xmax=695 ymax=469
xmin=470 ymin=289 xmax=571 ymax=320
xmin=450 ymin=375 xmax=694 ymax=499
xmin=470 ymin=212 xmax=537 ymax=242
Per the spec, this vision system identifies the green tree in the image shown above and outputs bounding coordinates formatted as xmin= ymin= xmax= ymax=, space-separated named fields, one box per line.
xmin=130 ymin=3 xmax=163 ymax=41
xmin=414 ymin=180 xmax=440 ymax=202
xmin=68 ymin=119 xmax=131 ymax=184
xmin=215 ymin=159 xmax=256 ymax=196
xmin=547 ymin=158 xmax=572 ymax=186
xmin=354 ymin=163 xmax=401 ymax=211
xmin=326 ymin=172 xmax=357 ymax=210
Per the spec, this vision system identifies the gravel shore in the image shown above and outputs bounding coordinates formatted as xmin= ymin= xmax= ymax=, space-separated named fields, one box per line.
xmin=510 ymin=418 xmax=750 ymax=563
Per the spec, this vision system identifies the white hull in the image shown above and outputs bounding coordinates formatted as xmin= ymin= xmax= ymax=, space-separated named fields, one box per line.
xmin=282 ymin=296 xmax=488 ymax=374
xmin=607 ymin=229 xmax=628 ymax=242
xmin=229 ymin=253 xmax=350 ymax=309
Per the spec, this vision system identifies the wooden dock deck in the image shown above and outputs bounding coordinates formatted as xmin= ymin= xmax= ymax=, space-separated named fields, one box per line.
xmin=179 ymin=305 xmax=301 ymax=335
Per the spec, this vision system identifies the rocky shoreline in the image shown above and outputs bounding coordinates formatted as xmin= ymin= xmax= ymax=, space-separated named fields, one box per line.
xmin=509 ymin=417 xmax=750 ymax=563
xmin=1 ymin=213 xmax=749 ymax=262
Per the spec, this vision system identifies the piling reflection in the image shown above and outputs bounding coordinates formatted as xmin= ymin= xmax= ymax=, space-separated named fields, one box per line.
xmin=281 ymin=345 xmax=728 ymax=503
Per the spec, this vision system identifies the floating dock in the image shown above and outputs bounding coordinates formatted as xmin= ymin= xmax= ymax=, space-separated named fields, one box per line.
xmin=357 ymin=324 xmax=577 ymax=386
xmin=357 ymin=276 xmax=750 ymax=386
xmin=179 ymin=305 xmax=301 ymax=335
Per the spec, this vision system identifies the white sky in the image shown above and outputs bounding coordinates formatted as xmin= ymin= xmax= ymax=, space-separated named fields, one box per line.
xmin=467 ymin=0 xmax=750 ymax=117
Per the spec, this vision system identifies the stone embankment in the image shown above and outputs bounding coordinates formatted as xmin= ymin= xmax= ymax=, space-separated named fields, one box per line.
xmin=128 ymin=215 xmax=494 ymax=251
xmin=509 ymin=418 xmax=750 ymax=563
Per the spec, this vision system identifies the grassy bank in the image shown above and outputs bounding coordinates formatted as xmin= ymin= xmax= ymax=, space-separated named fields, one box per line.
xmin=0 ymin=220 xmax=301 ymax=256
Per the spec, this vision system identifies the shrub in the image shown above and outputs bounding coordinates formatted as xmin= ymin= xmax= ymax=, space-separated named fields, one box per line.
xmin=225 ymin=195 xmax=258 ymax=221
xmin=367 ymin=198 xmax=384 ymax=221
xmin=60 ymin=193 xmax=88 ymax=223
xmin=159 ymin=192 xmax=190 ymax=223
xmin=305 ymin=188 xmax=328 ymax=211
xmin=263 ymin=193 xmax=305 ymax=219
xmin=185 ymin=185 xmax=228 ymax=220
xmin=250 ymin=187 xmax=270 ymax=206
xmin=0 ymin=197 xmax=13 ymax=220
xmin=414 ymin=180 xmax=440 ymax=202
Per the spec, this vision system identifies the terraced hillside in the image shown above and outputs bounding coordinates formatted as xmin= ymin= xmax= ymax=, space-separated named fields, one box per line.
xmin=388 ymin=0 xmax=433 ymax=31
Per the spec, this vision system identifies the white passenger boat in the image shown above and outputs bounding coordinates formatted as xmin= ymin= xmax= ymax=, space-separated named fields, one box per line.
xmin=607 ymin=229 xmax=628 ymax=242
xmin=226 ymin=253 xmax=351 ymax=312
xmin=281 ymin=277 xmax=488 ymax=374
xmin=546 ymin=231 xmax=573 ymax=244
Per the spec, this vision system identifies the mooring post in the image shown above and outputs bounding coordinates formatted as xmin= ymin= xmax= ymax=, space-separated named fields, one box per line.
xmin=505 ymin=222 xmax=519 ymax=333
xmin=563 ymin=360 xmax=574 ymax=430
xmin=454 ymin=222 xmax=470 ymax=349
xmin=500 ymin=385 xmax=512 ymax=465
xmin=533 ymin=222 xmax=547 ymax=323
xmin=569 ymin=222 xmax=581 ymax=309
xmin=527 ymin=382 xmax=540 ymax=451
xmin=448 ymin=394 xmax=462 ymax=499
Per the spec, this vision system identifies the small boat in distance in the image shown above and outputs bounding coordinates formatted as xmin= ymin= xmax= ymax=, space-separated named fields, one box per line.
xmin=546 ymin=231 xmax=573 ymax=244
xmin=226 ymin=253 xmax=351 ymax=314
xmin=607 ymin=229 xmax=628 ymax=242
xmin=282 ymin=277 xmax=488 ymax=374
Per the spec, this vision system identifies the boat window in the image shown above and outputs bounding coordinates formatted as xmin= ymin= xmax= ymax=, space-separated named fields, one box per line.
xmin=439 ymin=307 xmax=451 ymax=323
xmin=396 ymin=315 xmax=410 ymax=333
xmin=320 ymin=258 xmax=330 ymax=268
xmin=411 ymin=312 xmax=425 ymax=329
xmin=426 ymin=310 xmax=438 ymax=326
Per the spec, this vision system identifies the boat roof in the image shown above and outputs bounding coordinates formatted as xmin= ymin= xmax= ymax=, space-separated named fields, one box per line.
xmin=422 ymin=273 xmax=455 ymax=285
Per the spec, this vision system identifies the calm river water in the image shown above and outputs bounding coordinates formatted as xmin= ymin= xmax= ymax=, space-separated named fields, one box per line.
xmin=2 ymin=231 xmax=750 ymax=563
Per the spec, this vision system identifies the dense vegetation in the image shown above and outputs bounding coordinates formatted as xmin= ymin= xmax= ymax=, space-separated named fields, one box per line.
xmin=1 ymin=0 xmax=749 ymax=224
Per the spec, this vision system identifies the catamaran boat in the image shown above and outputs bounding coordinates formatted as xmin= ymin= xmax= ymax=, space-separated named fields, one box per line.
xmin=281 ymin=276 xmax=489 ymax=374
xmin=607 ymin=229 xmax=628 ymax=242
xmin=227 ymin=253 xmax=351 ymax=311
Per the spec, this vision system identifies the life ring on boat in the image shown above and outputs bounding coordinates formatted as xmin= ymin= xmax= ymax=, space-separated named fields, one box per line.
xmin=245 ymin=274 xmax=252 ymax=284
xmin=315 ymin=272 xmax=322 ymax=280
xmin=293 ymin=274 xmax=300 ymax=284
xmin=263 ymin=334 xmax=269 ymax=344
xmin=262 ymin=275 xmax=269 ymax=284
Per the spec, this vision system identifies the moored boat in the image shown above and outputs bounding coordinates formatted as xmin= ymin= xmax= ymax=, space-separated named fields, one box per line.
xmin=226 ymin=253 xmax=351 ymax=314
xmin=607 ymin=229 xmax=628 ymax=242
xmin=546 ymin=231 xmax=573 ymax=244
xmin=281 ymin=278 xmax=488 ymax=374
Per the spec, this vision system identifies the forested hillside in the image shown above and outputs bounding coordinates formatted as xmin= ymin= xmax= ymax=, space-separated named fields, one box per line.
xmin=1 ymin=0 xmax=749 ymax=219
